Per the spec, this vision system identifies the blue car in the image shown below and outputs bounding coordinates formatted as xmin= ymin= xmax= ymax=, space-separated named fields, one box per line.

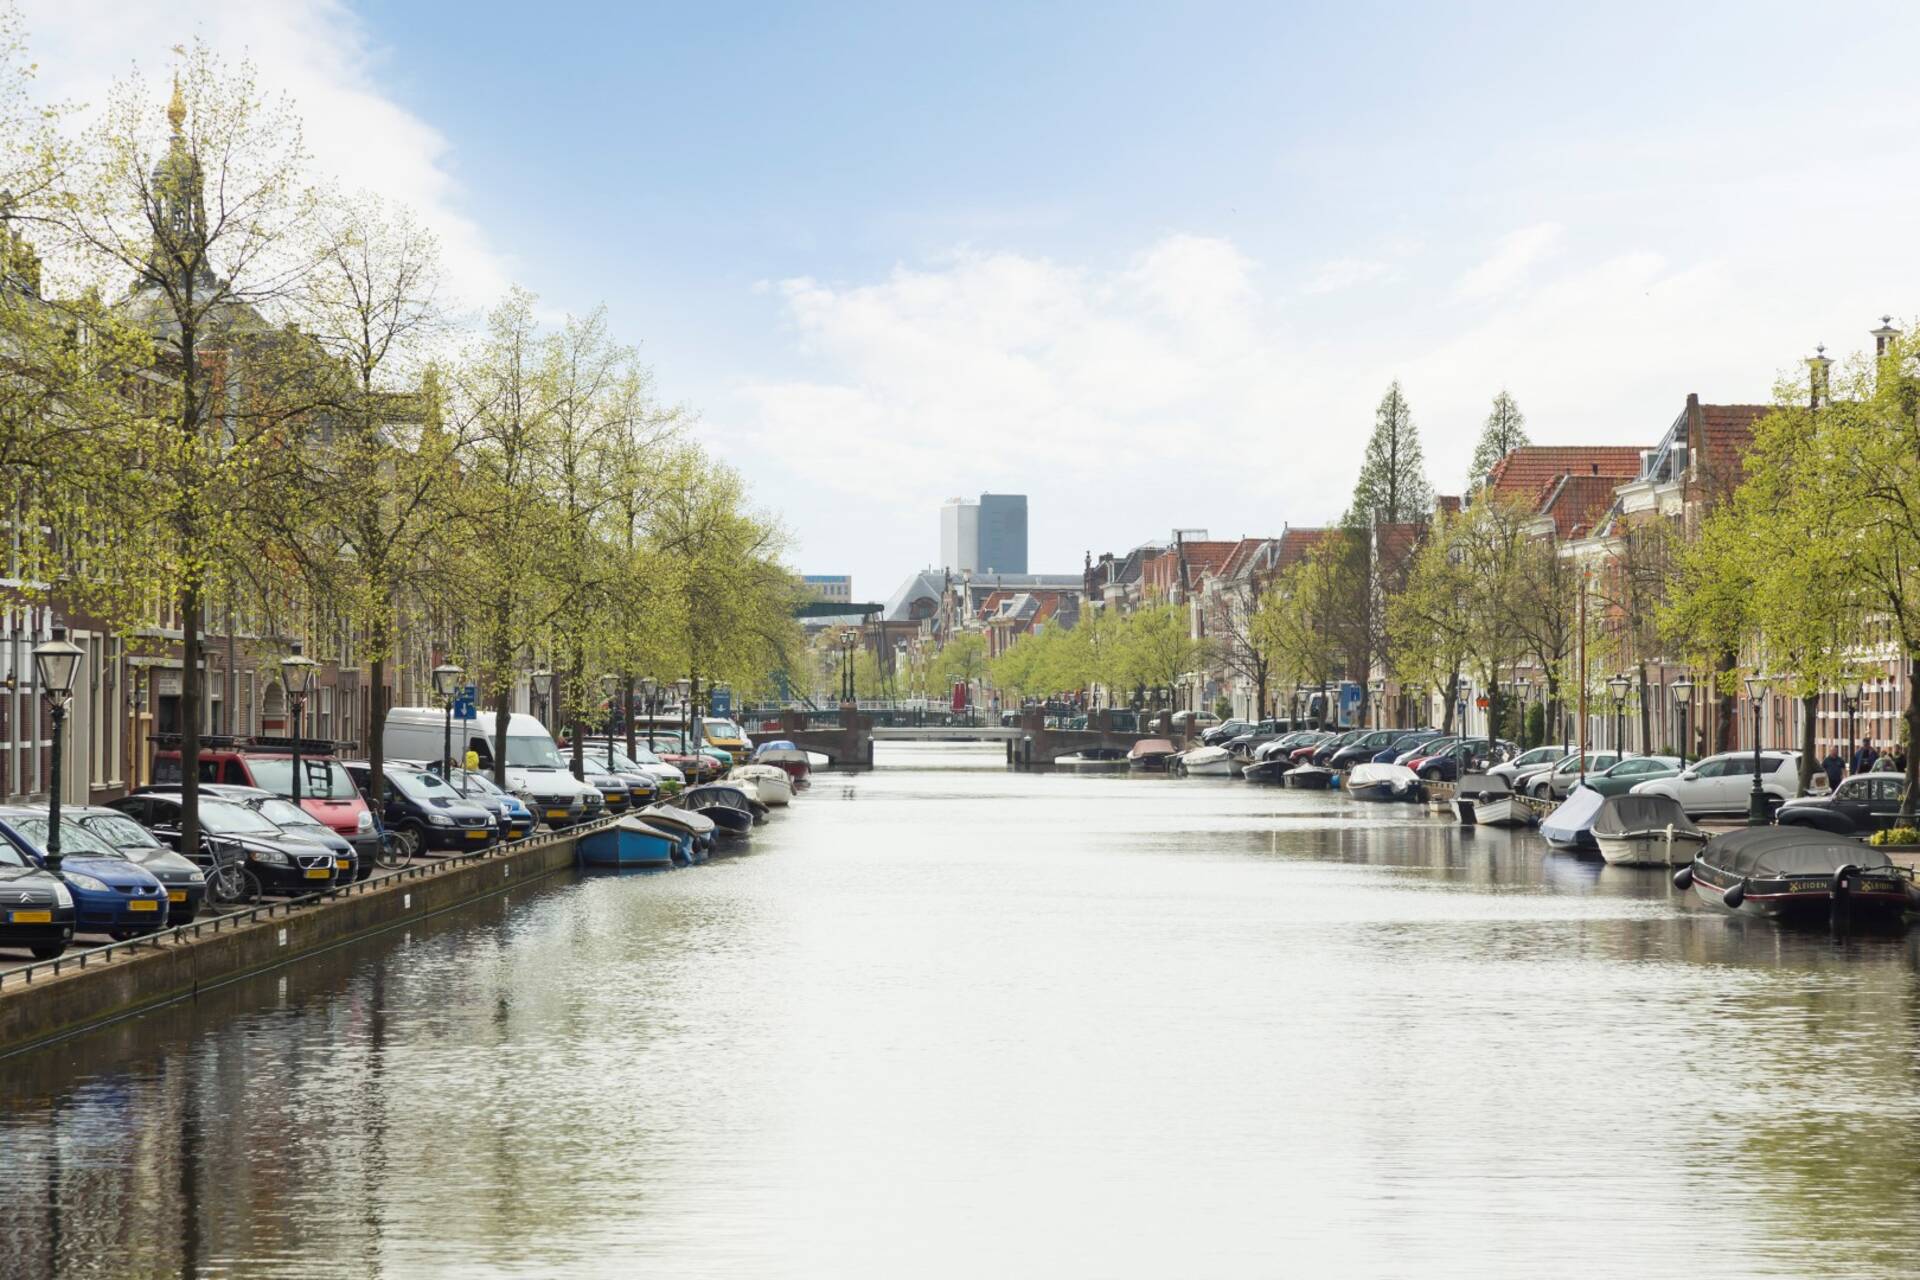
xmin=0 ymin=806 xmax=170 ymax=939
xmin=0 ymin=822 xmax=77 ymax=959
xmin=440 ymin=768 xmax=536 ymax=841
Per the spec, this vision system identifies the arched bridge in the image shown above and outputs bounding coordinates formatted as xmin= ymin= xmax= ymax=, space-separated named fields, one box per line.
xmin=755 ymin=706 xmax=1186 ymax=769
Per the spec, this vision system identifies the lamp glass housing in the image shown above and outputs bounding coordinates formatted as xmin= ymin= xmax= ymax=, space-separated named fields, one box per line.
xmin=431 ymin=662 xmax=464 ymax=699
xmin=1743 ymin=674 xmax=1767 ymax=702
xmin=1607 ymin=674 xmax=1632 ymax=701
xmin=529 ymin=669 xmax=556 ymax=700
xmin=1671 ymin=677 xmax=1694 ymax=706
xmin=281 ymin=646 xmax=320 ymax=698
xmin=33 ymin=629 xmax=84 ymax=699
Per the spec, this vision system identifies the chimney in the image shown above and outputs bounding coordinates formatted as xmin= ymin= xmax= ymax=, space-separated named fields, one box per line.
xmin=1872 ymin=315 xmax=1899 ymax=359
xmin=1808 ymin=344 xmax=1833 ymax=410
xmin=1590 ymin=462 xmax=1599 ymax=475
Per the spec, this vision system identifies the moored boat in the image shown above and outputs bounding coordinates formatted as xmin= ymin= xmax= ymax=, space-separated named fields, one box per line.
xmin=1540 ymin=785 xmax=1605 ymax=852
xmin=1285 ymin=764 xmax=1336 ymax=790
xmin=579 ymin=816 xmax=680 ymax=867
xmin=1591 ymin=794 xmax=1706 ymax=866
xmin=676 ymin=783 xmax=759 ymax=834
xmin=731 ymin=763 xmax=793 ymax=806
xmin=1174 ymin=745 xmax=1234 ymax=777
xmin=1127 ymin=738 xmax=1178 ymax=772
xmin=1345 ymin=762 xmax=1423 ymax=802
xmin=1677 ymin=827 xmax=1915 ymax=924
xmin=1242 ymin=755 xmax=1294 ymax=785
xmin=1055 ymin=747 xmax=1129 ymax=772
xmin=751 ymin=741 xmax=812 ymax=789
xmin=1452 ymin=773 xmax=1528 ymax=827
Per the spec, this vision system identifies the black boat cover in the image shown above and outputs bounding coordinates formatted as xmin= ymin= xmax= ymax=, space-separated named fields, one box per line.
xmin=1591 ymin=793 xmax=1705 ymax=838
xmin=1701 ymin=827 xmax=1895 ymax=879
xmin=1456 ymin=773 xmax=1510 ymax=798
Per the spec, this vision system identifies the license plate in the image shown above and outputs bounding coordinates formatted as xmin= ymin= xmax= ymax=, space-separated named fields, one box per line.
xmin=546 ymin=809 xmax=569 ymax=819
xmin=128 ymin=899 xmax=159 ymax=912
xmin=466 ymin=830 xmax=486 ymax=839
xmin=9 ymin=909 xmax=51 ymax=924
xmin=336 ymin=858 xmax=352 ymax=868
xmin=168 ymin=890 xmax=187 ymax=903
xmin=304 ymin=868 xmax=330 ymax=880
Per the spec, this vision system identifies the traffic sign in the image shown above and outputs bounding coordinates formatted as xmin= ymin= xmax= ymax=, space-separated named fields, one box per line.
xmin=453 ymin=684 xmax=477 ymax=720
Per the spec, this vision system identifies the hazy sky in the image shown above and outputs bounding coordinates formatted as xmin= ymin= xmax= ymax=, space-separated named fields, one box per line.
xmin=20 ymin=0 xmax=1920 ymax=601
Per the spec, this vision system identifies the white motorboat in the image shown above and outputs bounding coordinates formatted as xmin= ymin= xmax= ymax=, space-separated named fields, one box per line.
xmin=1174 ymin=745 xmax=1234 ymax=777
xmin=730 ymin=763 xmax=793 ymax=806
xmin=1345 ymin=762 xmax=1423 ymax=802
xmin=1055 ymin=748 xmax=1129 ymax=771
xmin=1591 ymin=793 xmax=1708 ymax=866
xmin=1452 ymin=773 xmax=1529 ymax=827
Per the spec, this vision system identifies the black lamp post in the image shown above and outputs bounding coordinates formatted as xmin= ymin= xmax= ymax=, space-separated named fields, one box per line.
xmin=1607 ymin=673 xmax=1632 ymax=755
xmin=1513 ymin=676 xmax=1532 ymax=746
xmin=1744 ymin=672 xmax=1770 ymax=825
xmin=1671 ymin=674 xmax=1694 ymax=770
xmin=601 ymin=673 xmax=620 ymax=772
xmin=1844 ymin=677 xmax=1862 ymax=776
xmin=529 ymin=668 xmax=555 ymax=729
xmin=33 ymin=625 xmax=85 ymax=874
xmin=638 ymin=677 xmax=656 ymax=750
xmin=432 ymin=661 xmax=464 ymax=780
xmin=280 ymin=642 xmax=319 ymax=805
xmin=1369 ymin=677 xmax=1386 ymax=729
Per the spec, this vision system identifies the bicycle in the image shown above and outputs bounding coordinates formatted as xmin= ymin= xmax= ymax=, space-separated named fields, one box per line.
xmin=201 ymin=845 xmax=262 ymax=910
xmin=372 ymin=829 xmax=412 ymax=871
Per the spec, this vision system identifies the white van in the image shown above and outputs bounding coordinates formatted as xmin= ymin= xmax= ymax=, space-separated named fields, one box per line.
xmin=383 ymin=707 xmax=597 ymax=827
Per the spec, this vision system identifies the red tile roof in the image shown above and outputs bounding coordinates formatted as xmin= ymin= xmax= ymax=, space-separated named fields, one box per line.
xmin=1484 ymin=446 xmax=1643 ymax=498
xmin=1435 ymin=495 xmax=1462 ymax=517
xmin=1217 ymin=537 xmax=1273 ymax=582
xmin=1535 ymin=474 xmax=1621 ymax=540
xmin=1372 ymin=521 xmax=1425 ymax=576
xmin=1275 ymin=527 xmax=1331 ymax=570
xmin=1690 ymin=401 xmax=1772 ymax=493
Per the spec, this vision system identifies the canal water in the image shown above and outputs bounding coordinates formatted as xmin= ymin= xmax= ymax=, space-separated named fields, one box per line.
xmin=5 ymin=742 xmax=1920 ymax=1278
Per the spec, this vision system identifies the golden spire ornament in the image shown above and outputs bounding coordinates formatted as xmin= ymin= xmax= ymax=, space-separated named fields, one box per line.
xmin=167 ymin=71 xmax=186 ymax=134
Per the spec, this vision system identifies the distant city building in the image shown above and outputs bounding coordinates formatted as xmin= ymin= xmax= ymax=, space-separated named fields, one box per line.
xmin=939 ymin=492 xmax=1027 ymax=574
xmin=800 ymin=574 xmax=852 ymax=604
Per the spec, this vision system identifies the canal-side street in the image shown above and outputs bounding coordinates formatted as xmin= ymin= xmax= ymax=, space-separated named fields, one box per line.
xmin=4 ymin=742 xmax=1920 ymax=1280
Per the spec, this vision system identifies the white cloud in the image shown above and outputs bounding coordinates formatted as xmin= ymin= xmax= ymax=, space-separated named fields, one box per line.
xmin=16 ymin=0 xmax=511 ymax=307
xmin=1454 ymin=222 xmax=1563 ymax=302
xmin=1303 ymin=258 xmax=1393 ymax=295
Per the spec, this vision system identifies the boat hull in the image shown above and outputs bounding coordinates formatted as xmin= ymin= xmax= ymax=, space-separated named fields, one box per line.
xmin=1181 ymin=759 xmax=1233 ymax=777
xmin=1596 ymin=831 xmax=1707 ymax=867
xmin=1286 ymin=767 xmax=1335 ymax=790
xmin=1348 ymin=781 xmax=1416 ymax=802
xmin=1461 ymin=796 xmax=1528 ymax=827
xmin=579 ymin=822 xmax=678 ymax=867
xmin=1243 ymin=759 xmax=1292 ymax=785
xmin=1688 ymin=859 xmax=1913 ymax=921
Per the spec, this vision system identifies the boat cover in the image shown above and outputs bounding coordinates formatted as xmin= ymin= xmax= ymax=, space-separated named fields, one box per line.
xmin=753 ymin=740 xmax=799 ymax=756
xmin=1701 ymin=827 xmax=1894 ymax=878
xmin=1455 ymin=773 xmax=1510 ymax=798
xmin=1182 ymin=746 xmax=1232 ymax=765
xmin=1129 ymin=738 xmax=1176 ymax=759
xmin=1540 ymin=785 xmax=1606 ymax=847
xmin=1347 ymin=763 xmax=1419 ymax=790
xmin=1591 ymin=793 xmax=1704 ymax=839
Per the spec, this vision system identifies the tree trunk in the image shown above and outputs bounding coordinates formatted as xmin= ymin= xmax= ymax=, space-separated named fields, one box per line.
xmin=1713 ymin=650 xmax=1736 ymax=755
xmin=1441 ymin=673 xmax=1458 ymax=734
xmin=625 ymin=676 xmax=636 ymax=758
xmin=180 ymin=584 xmax=202 ymax=866
xmin=1799 ymin=692 xmax=1817 ymax=795
xmin=490 ymin=614 xmax=512 ymax=789
xmin=1636 ymin=661 xmax=1651 ymax=755
xmin=368 ymin=654 xmax=387 ymax=808
xmin=569 ymin=649 xmax=585 ymax=780
xmin=1904 ymin=658 xmax=1920 ymax=817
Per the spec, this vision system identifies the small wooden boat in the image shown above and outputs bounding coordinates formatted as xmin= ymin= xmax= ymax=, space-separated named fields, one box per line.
xmin=1452 ymin=774 xmax=1528 ymax=827
xmin=1540 ymin=785 xmax=1605 ymax=852
xmin=1677 ymin=827 xmax=1915 ymax=924
xmin=1345 ymin=762 xmax=1423 ymax=802
xmin=1128 ymin=738 xmax=1178 ymax=772
xmin=675 ymin=784 xmax=758 ymax=834
xmin=1285 ymin=764 xmax=1336 ymax=790
xmin=1174 ymin=745 xmax=1234 ymax=777
xmin=1591 ymin=794 xmax=1706 ymax=866
xmin=1055 ymin=748 xmax=1129 ymax=772
xmin=579 ymin=816 xmax=680 ymax=867
xmin=731 ymin=764 xmax=793 ymax=806
xmin=1242 ymin=755 xmax=1294 ymax=785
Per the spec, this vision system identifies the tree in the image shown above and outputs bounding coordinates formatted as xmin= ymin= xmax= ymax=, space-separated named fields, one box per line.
xmin=1467 ymin=390 xmax=1529 ymax=488
xmin=1387 ymin=513 xmax=1473 ymax=733
xmin=47 ymin=46 xmax=321 ymax=860
xmin=1254 ymin=550 xmax=1347 ymax=719
xmin=1208 ymin=580 xmax=1273 ymax=718
xmin=1349 ymin=381 xmax=1434 ymax=525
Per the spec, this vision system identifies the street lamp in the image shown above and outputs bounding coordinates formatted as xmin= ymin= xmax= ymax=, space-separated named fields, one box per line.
xmin=432 ymin=661 xmax=464 ymax=780
xmin=1369 ymin=677 xmax=1385 ymax=729
xmin=529 ymin=668 xmax=555 ymax=724
xmin=1743 ymin=672 xmax=1770 ymax=825
xmin=1607 ymin=673 xmax=1632 ymax=755
xmin=638 ymin=676 xmax=657 ymax=749
xmin=32 ymin=624 xmax=84 ymax=873
xmin=280 ymin=641 xmax=320 ymax=805
xmin=1844 ymin=676 xmax=1863 ymax=776
xmin=601 ymin=673 xmax=620 ymax=771
xmin=1671 ymin=674 xmax=1694 ymax=770
xmin=1513 ymin=676 xmax=1532 ymax=745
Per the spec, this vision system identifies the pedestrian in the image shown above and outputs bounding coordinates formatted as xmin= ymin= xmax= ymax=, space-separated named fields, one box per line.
xmin=1898 ymin=744 xmax=1909 ymax=775
xmin=1854 ymin=742 xmax=1876 ymax=777
xmin=1874 ymin=746 xmax=1897 ymax=772
xmin=1822 ymin=750 xmax=1844 ymax=791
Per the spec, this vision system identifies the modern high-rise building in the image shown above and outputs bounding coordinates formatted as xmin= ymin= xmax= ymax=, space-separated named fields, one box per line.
xmin=976 ymin=493 xmax=1027 ymax=574
xmin=940 ymin=493 xmax=1027 ymax=574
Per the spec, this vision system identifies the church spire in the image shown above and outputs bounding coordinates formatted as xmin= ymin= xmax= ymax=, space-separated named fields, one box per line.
xmin=139 ymin=68 xmax=213 ymax=293
xmin=167 ymin=72 xmax=186 ymax=135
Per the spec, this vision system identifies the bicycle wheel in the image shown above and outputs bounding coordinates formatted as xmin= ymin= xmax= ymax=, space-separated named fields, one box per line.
xmin=207 ymin=863 xmax=261 ymax=908
xmin=374 ymin=832 xmax=411 ymax=870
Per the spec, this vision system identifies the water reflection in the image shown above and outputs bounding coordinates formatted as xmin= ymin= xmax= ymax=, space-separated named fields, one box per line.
xmin=2 ymin=742 xmax=1918 ymax=1278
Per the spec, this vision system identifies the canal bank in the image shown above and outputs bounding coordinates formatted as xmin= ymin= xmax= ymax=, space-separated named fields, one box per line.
xmin=0 ymin=821 xmax=603 ymax=1060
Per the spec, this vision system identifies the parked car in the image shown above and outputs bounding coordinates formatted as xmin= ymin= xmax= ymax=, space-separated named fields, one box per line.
xmin=179 ymin=784 xmax=363 ymax=883
xmin=579 ymin=738 xmax=685 ymax=795
xmin=383 ymin=708 xmax=598 ymax=827
xmin=1488 ymin=744 xmax=1577 ymax=786
xmin=1629 ymin=750 xmax=1802 ymax=817
xmin=1410 ymin=739 xmax=1493 ymax=781
xmin=700 ymin=717 xmax=754 ymax=760
xmin=111 ymin=792 xmax=342 ymax=893
xmin=69 ymin=806 xmax=209 ymax=921
xmin=1525 ymin=752 xmax=1625 ymax=800
xmin=1370 ymin=730 xmax=1442 ymax=765
xmin=0 ymin=819 xmax=76 ymax=958
xmin=436 ymin=767 xmax=537 ymax=841
xmin=0 ymin=806 xmax=171 ymax=939
xmin=1777 ymin=773 xmax=1908 ymax=834
xmin=564 ymin=741 xmax=661 ymax=809
xmin=1583 ymin=755 xmax=1683 ymax=798
xmin=342 ymin=762 xmax=497 ymax=858
xmin=577 ymin=757 xmax=633 ymax=814
xmin=1310 ymin=730 xmax=1370 ymax=767
xmin=1202 ymin=719 xmax=1254 ymax=747
xmin=150 ymin=735 xmax=380 ymax=869
xmin=1327 ymin=730 xmax=1405 ymax=770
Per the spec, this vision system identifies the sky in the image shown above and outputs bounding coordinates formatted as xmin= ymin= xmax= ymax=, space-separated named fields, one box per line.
xmin=17 ymin=0 xmax=1920 ymax=602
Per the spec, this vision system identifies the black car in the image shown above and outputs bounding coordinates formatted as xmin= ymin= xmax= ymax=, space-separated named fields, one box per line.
xmin=70 ymin=806 xmax=209 ymax=922
xmin=110 ymin=792 xmax=341 ymax=894
xmin=0 ymin=822 xmax=77 ymax=959
xmin=344 ymin=763 xmax=497 ymax=858
xmin=1778 ymin=774 xmax=1908 ymax=835
xmin=1327 ymin=730 xmax=1405 ymax=770
xmin=1413 ymin=739 xmax=1493 ymax=782
xmin=1310 ymin=730 xmax=1368 ymax=767
xmin=187 ymin=784 xmax=364 ymax=883
xmin=1202 ymin=719 xmax=1254 ymax=747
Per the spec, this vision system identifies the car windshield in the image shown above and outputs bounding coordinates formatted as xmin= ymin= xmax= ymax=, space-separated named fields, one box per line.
xmin=198 ymin=800 xmax=285 ymax=835
xmin=0 ymin=826 xmax=29 ymax=867
xmin=446 ymin=769 xmax=506 ymax=798
xmin=243 ymin=757 xmax=359 ymax=801
xmin=80 ymin=813 xmax=162 ymax=848
xmin=11 ymin=816 xmax=123 ymax=857
xmin=704 ymin=719 xmax=743 ymax=738
xmin=499 ymin=734 xmax=567 ymax=769
xmin=257 ymin=798 xmax=326 ymax=829
xmin=391 ymin=770 xmax=462 ymax=801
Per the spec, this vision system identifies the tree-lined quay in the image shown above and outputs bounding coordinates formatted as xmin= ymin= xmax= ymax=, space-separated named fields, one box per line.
xmin=2 ymin=32 xmax=803 ymax=856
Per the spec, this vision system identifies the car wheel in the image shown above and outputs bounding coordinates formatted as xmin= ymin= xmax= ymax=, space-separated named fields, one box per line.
xmin=395 ymin=825 xmax=424 ymax=860
xmin=30 ymin=942 xmax=65 ymax=960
